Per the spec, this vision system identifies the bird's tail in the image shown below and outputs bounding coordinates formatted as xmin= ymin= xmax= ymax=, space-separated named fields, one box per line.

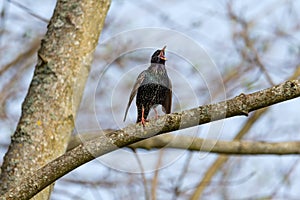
xmin=123 ymin=103 xmax=130 ymax=122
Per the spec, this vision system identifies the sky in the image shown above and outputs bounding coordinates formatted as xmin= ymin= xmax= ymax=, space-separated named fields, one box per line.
xmin=1 ymin=0 xmax=300 ymax=199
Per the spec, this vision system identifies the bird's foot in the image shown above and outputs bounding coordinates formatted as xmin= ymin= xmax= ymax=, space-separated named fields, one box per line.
xmin=140 ymin=117 xmax=148 ymax=127
xmin=140 ymin=106 xmax=149 ymax=127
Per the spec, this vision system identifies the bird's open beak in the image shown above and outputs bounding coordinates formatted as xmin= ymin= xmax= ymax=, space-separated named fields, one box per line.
xmin=159 ymin=45 xmax=167 ymax=60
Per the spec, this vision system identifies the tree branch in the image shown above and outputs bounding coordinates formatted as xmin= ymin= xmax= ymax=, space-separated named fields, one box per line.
xmin=3 ymin=79 xmax=300 ymax=200
xmin=129 ymin=134 xmax=300 ymax=155
xmin=190 ymin=66 xmax=300 ymax=199
xmin=0 ymin=0 xmax=110 ymax=199
xmin=68 ymin=132 xmax=300 ymax=155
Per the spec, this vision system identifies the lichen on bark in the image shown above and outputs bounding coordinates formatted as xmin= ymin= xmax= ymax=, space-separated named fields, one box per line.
xmin=0 ymin=0 xmax=111 ymax=199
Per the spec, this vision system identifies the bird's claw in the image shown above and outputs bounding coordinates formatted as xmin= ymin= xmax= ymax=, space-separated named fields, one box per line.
xmin=141 ymin=117 xmax=149 ymax=127
xmin=140 ymin=106 xmax=149 ymax=127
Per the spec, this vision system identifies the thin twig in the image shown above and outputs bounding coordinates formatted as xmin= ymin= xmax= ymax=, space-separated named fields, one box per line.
xmin=151 ymin=149 xmax=164 ymax=200
xmin=131 ymin=148 xmax=150 ymax=200
xmin=8 ymin=0 xmax=49 ymax=23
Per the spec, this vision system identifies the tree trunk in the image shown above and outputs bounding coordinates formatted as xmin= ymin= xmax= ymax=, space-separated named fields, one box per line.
xmin=0 ymin=0 xmax=110 ymax=199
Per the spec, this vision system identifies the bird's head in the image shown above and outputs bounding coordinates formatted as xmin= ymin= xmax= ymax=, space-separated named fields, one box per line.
xmin=151 ymin=46 xmax=167 ymax=64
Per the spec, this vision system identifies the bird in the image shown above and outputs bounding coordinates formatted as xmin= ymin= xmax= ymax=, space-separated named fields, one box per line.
xmin=123 ymin=46 xmax=172 ymax=126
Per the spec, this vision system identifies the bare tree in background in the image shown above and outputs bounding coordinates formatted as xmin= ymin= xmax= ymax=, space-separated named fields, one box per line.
xmin=0 ymin=0 xmax=300 ymax=200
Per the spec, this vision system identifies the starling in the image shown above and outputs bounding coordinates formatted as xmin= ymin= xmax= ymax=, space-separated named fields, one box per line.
xmin=123 ymin=46 xmax=172 ymax=126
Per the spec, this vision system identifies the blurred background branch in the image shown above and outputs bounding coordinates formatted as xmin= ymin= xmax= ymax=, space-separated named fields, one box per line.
xmin=1 ymin=0 xmax=300 ymax=199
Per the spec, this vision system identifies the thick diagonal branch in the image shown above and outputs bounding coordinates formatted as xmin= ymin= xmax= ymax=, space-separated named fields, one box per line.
xmin=3 ymin=80 xmax=300 ymax=200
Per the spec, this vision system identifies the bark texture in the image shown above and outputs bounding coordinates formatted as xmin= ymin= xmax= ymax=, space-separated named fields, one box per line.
xmin=0 ymin=0 xmax=111 ymax=199
xmin=3 ymin=79 xmax=300 ymax=200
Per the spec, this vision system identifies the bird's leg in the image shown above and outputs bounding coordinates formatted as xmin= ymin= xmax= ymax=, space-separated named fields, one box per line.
xmin=153 ymin=107 xmax=159 ymax=119
xmin=141 ymin=106 xmax=148 ymax=126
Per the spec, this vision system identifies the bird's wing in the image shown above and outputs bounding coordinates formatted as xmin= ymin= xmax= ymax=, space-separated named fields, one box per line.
xmin=123 ymin=70 xmax=146 ymax=121
xmin=162 ymin=77 xmax=172 ymax=114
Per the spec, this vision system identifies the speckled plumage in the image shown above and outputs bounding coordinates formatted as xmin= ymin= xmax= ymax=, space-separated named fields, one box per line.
xmin=123 ymin=46 xmax=172 ymax=125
